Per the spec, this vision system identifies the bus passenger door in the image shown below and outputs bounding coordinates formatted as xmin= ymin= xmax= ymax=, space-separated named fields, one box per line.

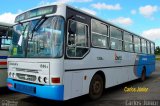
xmin=65 ymin=15 xmax=90 ymax=98
xmin=71 ymin=72 xmax=83 ymax=98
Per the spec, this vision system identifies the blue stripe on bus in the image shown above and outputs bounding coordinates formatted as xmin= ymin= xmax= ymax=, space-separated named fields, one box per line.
xmin=0 ymin=56 xmax=8 ymax=59
xmin=7 ymin=78 xmax=64 ymax=101
xmin=136 ymin=55 xmax=155 ymax=77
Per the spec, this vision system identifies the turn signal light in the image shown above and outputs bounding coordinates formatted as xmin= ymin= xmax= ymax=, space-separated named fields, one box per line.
xmin=51 ymin=77 xmax=60 ymax=83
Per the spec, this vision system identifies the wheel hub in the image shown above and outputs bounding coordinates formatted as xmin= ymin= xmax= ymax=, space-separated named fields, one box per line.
xmin=93 ymin=81 xmax=101 ymax=94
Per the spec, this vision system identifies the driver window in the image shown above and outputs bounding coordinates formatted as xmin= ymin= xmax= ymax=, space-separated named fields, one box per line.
xmin=67 ymin=20 xmax=89 ymax=58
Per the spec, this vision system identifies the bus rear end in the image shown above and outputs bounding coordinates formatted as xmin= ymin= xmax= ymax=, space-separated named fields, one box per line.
xmin=7 ymin=4 xmax=66 ymax=100
xmin=0 ymin=22 xmax=12 ymax=87
xmin=0 ymin=54 xmax=8 ymax=87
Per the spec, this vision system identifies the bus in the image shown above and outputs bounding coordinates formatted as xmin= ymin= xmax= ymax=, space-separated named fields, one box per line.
xmin=0 ymin=22 xmax=12 ymax=87
xmin=7 ymin=4 xmax=155 ymax=101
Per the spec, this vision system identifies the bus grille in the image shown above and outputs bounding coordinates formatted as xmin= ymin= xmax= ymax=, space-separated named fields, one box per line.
xmin=16 ymin=73 xmax=36 ymax=82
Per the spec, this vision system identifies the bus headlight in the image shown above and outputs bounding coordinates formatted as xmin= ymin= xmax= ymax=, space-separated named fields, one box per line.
xmin=38 ymin=76 xmax=42 ymax=82
xmin=12 ymin=73 xmax=16 ymax=78
xmin=9 ymin=72 xmax=12 ymax=77
xmin=44 ymin=77 xmax=48 ymax=83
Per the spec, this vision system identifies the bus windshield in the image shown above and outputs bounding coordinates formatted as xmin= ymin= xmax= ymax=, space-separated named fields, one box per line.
xmin=10 ymin=16 xmax=64 ymax=58
xmin=0 ymin=26 xmax=11 ymax=50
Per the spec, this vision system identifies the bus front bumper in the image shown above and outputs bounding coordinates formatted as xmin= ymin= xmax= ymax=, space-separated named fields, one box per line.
xmin=7 ymin=78 xmax=64 ymax=101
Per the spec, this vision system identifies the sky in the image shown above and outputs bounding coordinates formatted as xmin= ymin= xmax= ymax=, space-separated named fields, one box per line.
xmin=0 ymin=0 xmax=160 ymax=46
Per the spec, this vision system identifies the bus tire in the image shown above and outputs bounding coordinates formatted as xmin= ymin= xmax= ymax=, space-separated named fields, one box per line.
xmin=89 ymin=74 xmax=104 ymax=100
xmin=140 ymin=68 xmax=146 ymax=81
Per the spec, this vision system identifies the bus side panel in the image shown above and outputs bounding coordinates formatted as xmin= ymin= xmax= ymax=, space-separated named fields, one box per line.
xmin=63 ymin=72 xmax=72 ymax=100
xmin=63 ymin=70 xmax=97 ymax=100
xmin=63 ymin=71 xmax=84 ymax=100
xmin=63 ymin=66 xmax=138 ymax=100
xmin=136 ymin=55 xmax=155 ymax=77
xmin=103 ymin=66 xmax=137 ymax=88
xmin=0 ymin=69 xmax=7 ymax=87
xmin=63 ymin=48 xmax=139 ymax=100
xmin=0 ymin=51 xmax=8 ymax=87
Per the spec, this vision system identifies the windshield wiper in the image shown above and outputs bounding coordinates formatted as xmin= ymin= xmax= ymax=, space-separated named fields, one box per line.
xmin=25 ymin=15 xmax=47 ymax=57
xmin=30 ymin=15 xmax=47 ymax=40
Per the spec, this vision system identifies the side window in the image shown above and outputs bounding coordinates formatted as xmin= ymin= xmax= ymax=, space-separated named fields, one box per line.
xmin=141 ymin=39 xmax=147 ymax=54
xmin=151 ymin=43 xmax=155 ymax=54
xmin=134 ymin=36 xmax=141 ymax=53
xmin=0 ymin=37 xmax=11 ymax=50
xmin=0 ymin=26 xmax=11 ymax=50
xmin=110 ymin=26 xmax=123 ymax=50
xmin=76 ymin=23 xmax=87 ymax=47
xmin=124 ymin=32 xmax=134 ymax=52
xmin=67 ymin=20 xmax=89 ymax=58
xmin=147 ymin=41 xmax=151 ymax=54
xmin=91 ymin=19 xmax=108 ymax=48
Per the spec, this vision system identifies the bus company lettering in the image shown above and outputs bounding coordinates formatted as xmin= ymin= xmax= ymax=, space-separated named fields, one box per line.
xmin=115 ymin=52 xmax=122 ymax=60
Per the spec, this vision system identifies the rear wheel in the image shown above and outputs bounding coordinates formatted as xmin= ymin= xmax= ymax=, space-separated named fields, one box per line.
xmin=140 ymin=69 xmax=146 ymax=81
xmin=89 ymin=74 xmax=104 ymax=100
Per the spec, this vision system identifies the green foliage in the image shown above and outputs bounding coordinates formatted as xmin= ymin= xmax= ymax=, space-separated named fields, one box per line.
xmin=156 ymin=58 xmax=160 ymax=61
xmin=155 ymin=46 xmax=160 ymax=55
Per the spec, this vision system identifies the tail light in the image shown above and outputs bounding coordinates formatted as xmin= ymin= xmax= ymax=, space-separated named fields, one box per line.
xmin=51 ymin=77 xmax=60 ymax=83
xmin=7 ymin=83 xmax=13 ymax=87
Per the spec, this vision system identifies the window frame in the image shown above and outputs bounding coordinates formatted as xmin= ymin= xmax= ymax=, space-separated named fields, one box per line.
xmin=134 ymin=36 xmax=141 ymax=53
xmin=0 ymin=36 xmax=11 ymax=51
xmin=0 ymin=26 xmax=10 ymax=50
xmin=91 ymin=19 xmax=109 ymax=49
xmin=146 ymin=41 xmax=151 ymax=54
xmin=123 ymin=31 xmax=134 ymax=52
xmin=151 ymin=42 xmax=155 ymax=55
xmin=141 ymin=38 xmax=147 ymax=54
xmin=110 ymin=26 xmax=123 ymax=51
xmin=66 ymin=19 xmax=90 ymax=58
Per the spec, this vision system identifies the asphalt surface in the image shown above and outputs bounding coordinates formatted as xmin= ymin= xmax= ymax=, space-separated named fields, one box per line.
xmin=0 ymin=61 xmax=160 ymax=106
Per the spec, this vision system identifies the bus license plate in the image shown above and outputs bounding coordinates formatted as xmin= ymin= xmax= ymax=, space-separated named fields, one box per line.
xmin=15 ymin=83 xmax=36 ymax=94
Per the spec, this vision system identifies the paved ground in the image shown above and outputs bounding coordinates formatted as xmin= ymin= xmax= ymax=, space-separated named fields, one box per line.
xmin=0 ymin=61 xmax=160 ymax=106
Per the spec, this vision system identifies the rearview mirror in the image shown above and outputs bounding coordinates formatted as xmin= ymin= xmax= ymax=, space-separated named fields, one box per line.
xmin=68 ymin=21 xmax=77 ymax=34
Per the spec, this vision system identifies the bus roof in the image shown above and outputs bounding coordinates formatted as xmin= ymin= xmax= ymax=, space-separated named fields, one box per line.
xmin=0 ymin=22 xmax=13 ymax=27
xmin=15 ymin=3 xmax=154 ymax=44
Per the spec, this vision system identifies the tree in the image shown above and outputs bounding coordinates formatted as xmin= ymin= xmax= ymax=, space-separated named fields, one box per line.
xmin=155 ymin=46 xmax=160 ymax=55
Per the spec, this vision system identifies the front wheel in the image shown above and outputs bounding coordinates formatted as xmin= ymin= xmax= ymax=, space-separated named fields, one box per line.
xmin=89 ymin=74 xmax=104 ymax=100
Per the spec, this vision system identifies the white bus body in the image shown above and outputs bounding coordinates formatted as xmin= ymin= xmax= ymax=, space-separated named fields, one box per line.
xmin=7 ymin=4 xmax=155 ymax=100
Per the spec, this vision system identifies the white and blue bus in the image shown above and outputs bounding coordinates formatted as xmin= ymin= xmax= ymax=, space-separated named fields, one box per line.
xmin=0 ymin=22 xmax=12 ymax=87
xmin=7 ymin=4 xmax=155 ymax=100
